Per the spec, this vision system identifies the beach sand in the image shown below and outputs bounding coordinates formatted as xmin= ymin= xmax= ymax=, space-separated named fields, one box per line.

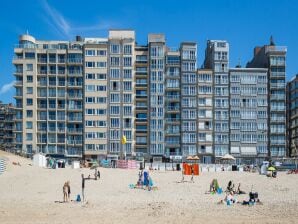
xmin=0 ymin=151 xmax=297 ymax=224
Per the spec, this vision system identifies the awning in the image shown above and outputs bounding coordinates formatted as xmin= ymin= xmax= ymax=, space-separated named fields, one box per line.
xmin=241 ymin=147 xmax=257 ymax=156
xmin=231 ymin=147 xmax=240 ymax=154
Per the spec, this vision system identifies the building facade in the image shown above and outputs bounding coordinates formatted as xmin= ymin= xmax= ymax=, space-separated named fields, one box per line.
xmin=247 ymin=40 xmax=287 ymax=158
xmin=13 ymin=34 xmax=84 ymax=159
xmin=229 ymin=68 xmax=269 ymax=164
xmin=197 ymin=69 xmax=213 ymax=163
xmin=204 ymin=40 xmax=229 ymax=158
xmin=286 ymin=75 xmax=298 ymax=157
xmin=0 ymin=102 xmax=15 ymax=153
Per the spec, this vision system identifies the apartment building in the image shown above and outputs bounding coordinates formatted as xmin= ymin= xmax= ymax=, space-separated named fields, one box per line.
xmin=135 ymin=46 xmax=149 ymax=158
xmin=180 ymin=43 xmax=198 ymax=156
xmin=148 ymin=34 xmax=166 ymax=157
xmin=84 ymin=37 xmax=108 ymax=161
xmin=0 ymin=102 xmax=15 ymax=153
xmin=165 ymin=48 xmax=181 ymax=158
xmin=108 ymin=30 xmax=136 ymax=159
xmin=247 ymin=38 xmax=287 ymax=158
xmin=13 ymin=34 xmax=84 ymax=159
xmin=197 ymin=69 xmax=213 ymax=163
xmin=229 ymin=68 xmax=269 ymax=164
xmin=204 ymin=40 xmax=229 ymax=158
xmin=286 ymin=75 xmax=298 ymax=157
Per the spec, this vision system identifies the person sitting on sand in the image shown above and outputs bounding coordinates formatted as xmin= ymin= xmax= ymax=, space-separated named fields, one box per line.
xmin=218 ymin=192 xmax=237 ymax=204
xmin=236 ymin=183 xmax=245 ymax=194
xmin=210 ymin=179 xmax=219 ymax=193
xmin=226 ymin=180 xmax=235 ymax=193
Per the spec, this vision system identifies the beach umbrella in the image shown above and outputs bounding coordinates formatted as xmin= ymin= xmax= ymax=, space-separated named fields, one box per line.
xmin=220 ymin=154 xmax=236 ymax=161
xmin=186 ymin=156 xmax=193 ymax=160
xmin=192 ymin=156 xmax=200 ymax=160
xmin=267 ymin=166 xmax=276 ymax=171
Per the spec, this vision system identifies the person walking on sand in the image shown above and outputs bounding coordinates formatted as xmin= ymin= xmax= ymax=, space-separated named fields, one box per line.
xmin=63 ymin=182 xmax=68 ymax=202
xmin=81 ymin=174 xmax=85 ymax=202
xmin=67 ymin=181 xmax=71 ymax=201
xmin=191 ymin=165 xmax=194 ymax=182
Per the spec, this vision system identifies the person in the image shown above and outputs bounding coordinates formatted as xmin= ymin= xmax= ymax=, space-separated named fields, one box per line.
xmin=236 ymin=183 xmax=245 ymax=194
xmin=97 ymin=170 xmax=100 ymax=179
xmin=210 ymin=179 xmax=219 ymax=193
xmin=63 ymin=182 xmax=68 ymax=202
xmin=81 ymin=174 xmax=85 ymax=202
xmin=226 ymin=180 xmax=235 ymax=193
xmin=190 ymin=165 xmax=194 ymax=182
xmin=67 ymin=181 xmax=71 ymax=201
xmin=94 ymin=168 xmax=98 ymax=180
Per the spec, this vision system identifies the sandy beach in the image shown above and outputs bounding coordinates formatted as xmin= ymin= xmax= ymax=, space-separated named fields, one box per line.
xmin=0 ymin=151 xmax=298 ymax=224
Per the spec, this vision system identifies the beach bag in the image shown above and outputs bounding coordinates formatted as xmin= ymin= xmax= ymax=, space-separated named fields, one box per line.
xmin=249 ymin=192 xmax=258 ymax=200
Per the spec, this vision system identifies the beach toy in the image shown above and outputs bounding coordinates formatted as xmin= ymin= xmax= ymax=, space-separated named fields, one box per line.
xmin=76 ymin=194 xmax=81 ymax=202
xmin=129 ymin=184 xmax=135 ymax=189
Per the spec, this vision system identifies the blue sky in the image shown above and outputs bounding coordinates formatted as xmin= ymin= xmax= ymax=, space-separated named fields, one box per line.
xmin=0 ymin=0 xmax=297 ymax=103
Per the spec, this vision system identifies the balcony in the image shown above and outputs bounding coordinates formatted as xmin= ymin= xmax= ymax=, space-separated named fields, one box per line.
xmin=14 ymin=81 xmax=23 ymax=86
xmin=68 ymin=70 xmax=83 ymax=76
xmin=38 ymin=81 xmax=47 ymax=86
xmin=68 ymin=82 xmax=83 ymax=87
xmin=67 ymin=140 xmax=83 ymax=145
xmin=166 ymin=118 xmax=180 ymax=123
xmin=167 ymin=106 xmax=180 ymax=112
xmin=166 ymin=95 xmax=180 ymax=100
xmin=37 ymin=104 xmax=47 ymax=109
xmin=68 ymin=93 xmax=83 ymax=99
xmin=67 ymin=128 xmax=83 ymax=133
xmin=57 ymin=127 xmax=65 ymax=133
xmin=67 ymin=58 xmax=82 ymax=64
xmin=37 ymin=58 xmax=47 ymax=63
xmin=49 ymin=81 xmax=56 ymax=86
xmin=58 ymin=58 xmax=66 ymax=63
xmin=68 ymin=116 xmax=82 ymax=121
xmin=58 ymin=82 xmax=66 ymax=86
xmin=57 ymin=104 xmax=66 ymax=109
xmin=37 ymin=127 xmax=47 ymax=132
xmin=38 ymin=70 xmax=47 ymax=75
xmin=49 ymin=70 xmax=57 ymax=75
xmin=37 ymin=139 xmax=47 ymax=144
xmin=48 ymin=104 xmax=56 ymax=109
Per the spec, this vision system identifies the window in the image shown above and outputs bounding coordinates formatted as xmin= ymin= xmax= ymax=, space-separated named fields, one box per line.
xmin=97 ymin=50 xmax=107 ymax=56
xmin=123 ymin=69 xmax=132 ymax=79
xmin=123 ymin=57 xmax=132 ymax=67
xmin=26 ymin=98 xmax=33 ymax=106
xmin=86 ymin=73 xmax=95 ymax=79
xmin=85 ymin=50 xmax=95 ymax=56
xmin=110 ymin=57 xmax=120 ymax=66
xmin=26 ymin=64 xmax=33 ymax=71
xmin=97 ymin=74 xmax=106 ymax=80
xmin=85 ymin=61 xmax=95 ymax=68
xmin=97 ymin=97 xmax=106 ymax=103
xmin=27 ymin=87 xmax=33 ymax=94
xmin=26 ymin=133 xmax=33 ymax=141
xmin=124 ymin=106 xmax=132 ymax=116
xmin=27 ymin=75 xmax=33 ymax=83
xmin=111 ymin=118 xmax=120 ymax=128
xmin=110 ymin=69 xmax=120 ymax=78
xmin=123 ymin=81 xmax=132 ymax=91
xmin=97 ymin=85 xmax=107 ymax=91
xmin=97 ymin=62 xmax=107 ymax=68
xmin=110 ymin=44 xmax=120 ymax=54
xmin=111 ymin=94 xmax=120 ymax=103
xmin=26 ymin=121 xmax=33 ymax=129
xmin=123 ymin=45 xmax=132 ymax=55
xmin=26 ymin=110 xmax=33 ymax=117
xmin=123 ymin=94 xmax=132 ymax=103
xmin=85 ymin=97 xmax=95 ymax=103
xmin=86 ymin=85 xmax=95 ymax=92
xmin=110 ymin=106 xmax=120 ymax=115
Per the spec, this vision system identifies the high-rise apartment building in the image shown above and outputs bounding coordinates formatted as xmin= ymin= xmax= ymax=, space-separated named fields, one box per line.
xmin=107 ymin=30 xmax=136 ymax=159
xmin=197 ymin=69 xmax=213 ymax=163
xmin=13 ymin=34 xmax=84 ymax=159
xmin=84 ymin=37 xmax=108 ymax=161
xmin=247 ymin=39 xmax=287 ymax=158
xmin=286 ymin=75 xmax=298 ymax=157
xmin=0 ymin=102 xmax=15 ymax=153
xmin=204 ymin=40 xmax=229 ymax=158
xmin=229 ymin=68 xmax=269 ymax=164
xmin=180 ymin=43 xmax=198 ymax=156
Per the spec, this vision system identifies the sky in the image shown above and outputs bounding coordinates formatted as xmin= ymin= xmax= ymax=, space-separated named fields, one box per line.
xmin=0 ymin=0 xmax=297 ymax=103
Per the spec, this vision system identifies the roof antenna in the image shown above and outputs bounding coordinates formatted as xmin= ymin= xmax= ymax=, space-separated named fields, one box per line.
xmin=270 ymin=35 xmax=275 ymax=46
xmin=236 ymin=57 xmax=241 ymax=68
xmin=26 ymin=29 xmax=29 ymax=35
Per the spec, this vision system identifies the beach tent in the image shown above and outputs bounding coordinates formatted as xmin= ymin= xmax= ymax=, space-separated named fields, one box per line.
xmin=72 ymin=161 xmax=80 ymax=169
xmin=33 ymin=153 xmax=47 ymax=167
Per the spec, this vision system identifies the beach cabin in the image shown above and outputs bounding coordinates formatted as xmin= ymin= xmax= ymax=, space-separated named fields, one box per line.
xmin=33 ymin=153 xmax=47 ymax=167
